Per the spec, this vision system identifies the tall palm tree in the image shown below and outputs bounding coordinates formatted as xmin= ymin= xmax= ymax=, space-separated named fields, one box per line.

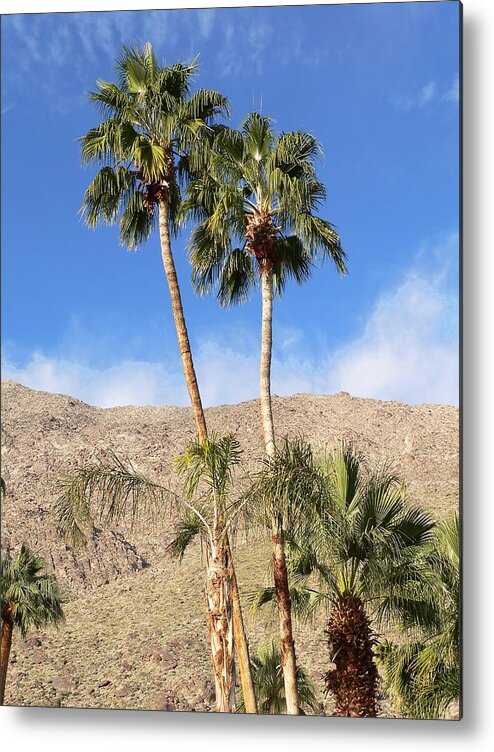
xmin=1 ymin=544 xmax=64 ymax=705
xmin=236 ymin=642 xmax=321 ymax=715
xmin=184 ymin=112 xmax=347 ymax=713
xmin=79 ymin=43 xmax=256 ymax=712
xmin=376 ymin=514 xmax=460 ymax=719
xmin=80 ymin=42 xmax=227 ymax=440
xmin=252 ymin=440 xmax=436 ymax=717
xmin=56 ymin=435 xmax=247 ymax=713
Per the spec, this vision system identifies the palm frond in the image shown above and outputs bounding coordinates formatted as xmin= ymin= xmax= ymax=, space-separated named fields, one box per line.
xmin=168 ymin=510 xmax=208 ymax=560
xmin=237 ymin=641 xmax=320 ymax=715
xmin=54 ymin=455 xmax=174 ymax=548
xmin=1 ymin=544 xmax=64 ymax=637
xmin=217 ymin=249 xmax=256 ymax=306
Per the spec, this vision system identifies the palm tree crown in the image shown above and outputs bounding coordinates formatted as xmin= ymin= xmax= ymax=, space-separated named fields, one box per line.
xmin=251 ymin=440 xmax=436 ymax=716
xmin=80 ymin=42 xmax=229 ymax=249
xmin=376 ymin=514 xmax=460 ymax=719
xmin=237 ymin=642 xmax=320 ymax=715
xmin=1 ymin=543 xmax=64 ymax=705
xmin=1 ymin=544 xmax=64 ymax=638
xmin=184 ymin=112 xmax=347 ymax=304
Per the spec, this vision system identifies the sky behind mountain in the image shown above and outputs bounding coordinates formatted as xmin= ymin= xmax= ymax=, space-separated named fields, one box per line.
xmin=1 ymin=2 xmax=460 ymax=407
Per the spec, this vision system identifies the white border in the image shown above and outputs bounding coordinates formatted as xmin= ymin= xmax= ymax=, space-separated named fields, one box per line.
xmin=2 ymin=1 xmax=493 ymax=750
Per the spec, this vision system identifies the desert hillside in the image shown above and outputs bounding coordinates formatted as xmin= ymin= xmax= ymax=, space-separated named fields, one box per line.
xmin=0 ymin=380 xmax=459 ymax=711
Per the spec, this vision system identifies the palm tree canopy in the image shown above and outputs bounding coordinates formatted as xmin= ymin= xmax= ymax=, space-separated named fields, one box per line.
xmin=55 ymin=435 xmax=246 ymax=553
xmin=80 ymin=42 xmax=229 ymax=249
xmin=376 ymin=514 xmax=460 ymax=719
xmin=237 ymin=641 xmax=320 ymax=715
xmin=1 ymin=544 xmax=64 ymax=637
xmin=183 ymin=112 xmax=347 ymax=305
xmin=251 ymin=440 xmax=436 ymax=627
xmin=169 ymin=434 xmax=247 ymax=556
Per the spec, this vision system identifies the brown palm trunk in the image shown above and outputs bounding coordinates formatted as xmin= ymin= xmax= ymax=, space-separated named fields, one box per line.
xmin=0 ymin=612 xmax=13 ymax=705
xmin=158 ymin=200 xmax=208 ymax=442
xmin=260 ymin=269 xmax=300 ymax=715
xmin=158 ymin=198 xmax=257 ymax=713
xmin=205 ymin=525 xmax=236 ymax=712
xmin=324 ymin=593 xmax=378 ymax=717
xmin=228 ymin=544 xmax=258 ymax=713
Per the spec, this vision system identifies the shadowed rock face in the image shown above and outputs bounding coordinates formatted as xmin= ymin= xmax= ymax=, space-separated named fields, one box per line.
xmin=1 ymin=379 xmax=459 ymax=594
xmin=0 ymin=380 xmax=459 ymax=714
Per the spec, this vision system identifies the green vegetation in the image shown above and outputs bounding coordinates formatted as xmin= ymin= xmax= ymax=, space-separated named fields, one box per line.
xmin=0 ymin=543 xmax=64 ymax=705
xmin=251 ymin=440 xmax=439 ymax=716
xmin=237 ymin=641 xmax=320 ymax=715
xmin=376 ymin=514 xmax=460 ymax=718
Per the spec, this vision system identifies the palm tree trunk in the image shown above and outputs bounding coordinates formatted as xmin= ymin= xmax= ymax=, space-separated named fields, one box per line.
xmin=158 ymin=198 xmax=256 ymax=713
xmin=158 ymin=200 xmax=208 ymax=442
xmin=260 ymin=269 xmax=300 ymax=715
xmin=228 ymin=546 xmax=258 ymax=713
xmin=0 ymin=614 xmax=13 ymax=705
xmin=260 ymin=270 xmax=276 ymax=457
xmin=325 ymin=593 xmax=378 ymax=717
xmin=205 ymin=528 xmax=236 ymax=712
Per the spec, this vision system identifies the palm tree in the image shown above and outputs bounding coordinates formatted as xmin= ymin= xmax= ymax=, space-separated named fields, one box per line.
xmin=79 ymin=43 xmax=256 ymax=713
xmin=376 ymin=514 xmax=460 ymax=719
xmin=169 ymin=434 xmax=247 ymax=712
xmin=184 ymin=112 xmax=347 ymax=714
xmin=252 ymin=440 xmax=436 ymax=717
xmin=236 ymin=642 xmax=321 ymax=715
xmin=1 ymin=544 xmax=64 ymax=705
xmin=56 ymin=435 xmax=247 ymax=713
xmin=80 ymin=42 xmax=227 ymax=441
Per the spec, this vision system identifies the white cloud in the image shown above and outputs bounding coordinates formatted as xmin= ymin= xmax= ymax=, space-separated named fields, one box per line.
xmin=325 ymin=271 xmax=458 ymax=405
xmin=197 ymin=9 xmax=216 ymax=40
xmin=2 ymin=355 xmax=186 ymax=408
xmin=443 ymin=74 xmax=459 ymax=104
xmin=3 ymin=235 xmax=459 ymax=409
xmin=395 ymin=80 xmax=437 ymax=110
xmin=418 ymin=81 xmax=436 ymax=106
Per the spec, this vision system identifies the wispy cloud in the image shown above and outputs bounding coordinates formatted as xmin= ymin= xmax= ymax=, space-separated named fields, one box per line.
xmin=1 ymin=9 xmax=221 ymax=112
xmin=3 ymin=234 xmax=459 ymax=409
xmin=395 ymin=80 xmax=437 ymax=110
xmin=443 ymin=74 xmax=459 ymax=104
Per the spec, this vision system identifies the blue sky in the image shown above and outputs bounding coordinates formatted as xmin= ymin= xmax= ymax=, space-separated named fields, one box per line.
xmin=1 ymin=2 xmax=460 ymax=408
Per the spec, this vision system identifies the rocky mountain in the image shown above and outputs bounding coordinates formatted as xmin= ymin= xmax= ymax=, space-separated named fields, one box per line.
xmin=0 ymin=380 xmax=459 ymax=712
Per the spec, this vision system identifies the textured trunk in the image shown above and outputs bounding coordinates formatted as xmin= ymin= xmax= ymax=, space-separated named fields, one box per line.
xmin=260 ymin=270 xmax=276 ymax=457
xmin=271 ymin=517 xmax=300 ymax=715
xmin=158 ymin=200 xmax=208 ymax=442
xmin=260 ymin=269 xmax=300 ymax=715
xmin=325 ymin=593 xmax=378 ymax=717
xmin=228 ymin=544 xmax=257 ymax=713
xmin=0 ymin=613 xmax=13 ymax=706
xmin=158 ymin=197 xmax=256 ymax=712
xmin=205 ymin=527 xmax=236 ymax=712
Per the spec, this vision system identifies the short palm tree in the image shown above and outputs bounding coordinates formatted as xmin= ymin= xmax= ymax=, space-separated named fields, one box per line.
xmin=183 ymin=112 xmax=347 ymax=714
xmin=252 ymin=440 xmax=436 ymax=717
xmin=1 ymin=544 xmax=64 ymax=705
xmin=79 ymin=44 xmax=256 ymax=712
xmin=376 ymin=514 xmax=460 ymax=719
xmin=169 ymin=434 xmax=248 ymax=712
xmin=237 ymin=641 xmax=320 ymax=715
xmin=56 ymin=435 xmax=247 ymax=713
